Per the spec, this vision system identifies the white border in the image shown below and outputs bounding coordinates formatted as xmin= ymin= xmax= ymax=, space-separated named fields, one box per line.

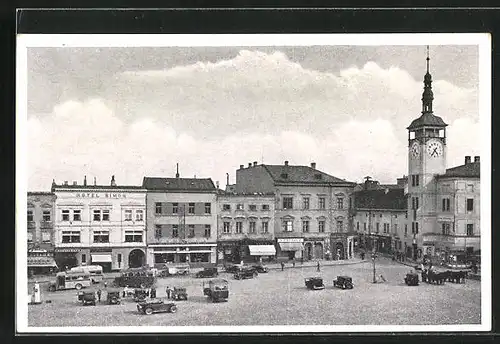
xmin=16 ymin=33 xmax=491 ymax=333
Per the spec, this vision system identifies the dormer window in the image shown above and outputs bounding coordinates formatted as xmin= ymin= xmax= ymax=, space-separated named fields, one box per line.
xmin=314 ymin=174 xmax=322 ymax=180
xmin=280 ymin=173 xmax=288 ymax=179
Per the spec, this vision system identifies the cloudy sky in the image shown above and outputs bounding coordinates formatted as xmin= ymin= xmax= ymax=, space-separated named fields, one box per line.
xmin=25 ymin=43 xmax=480 ymax=191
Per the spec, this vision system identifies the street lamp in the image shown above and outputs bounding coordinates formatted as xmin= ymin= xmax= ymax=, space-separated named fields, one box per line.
xmin=371 ymin=251 xmax=377 ymax=283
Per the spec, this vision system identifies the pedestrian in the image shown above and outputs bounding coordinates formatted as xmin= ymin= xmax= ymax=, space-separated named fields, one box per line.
xmin=292 ymin=259 xmax=296 ymax=268
xmin=104 ymin=281 xmax=107 ymax=288
xmin=150 ymin=287 xmax=156 ymax=299
xmin=316 ymin=261 xmax=320 ymax=272
xmin=97 ymin=289 xmax=102 ymax=303
xmin=301 ymin=257 xmax=304 ymax=265
xmin=280 ymin=262 xmax=284 ymax=271
xmin=166 ymin=286 xmax=171 ymax=299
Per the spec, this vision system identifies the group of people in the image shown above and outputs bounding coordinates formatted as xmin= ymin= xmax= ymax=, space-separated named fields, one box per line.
xmin=121 ymin=285 xmax=157 ymax=299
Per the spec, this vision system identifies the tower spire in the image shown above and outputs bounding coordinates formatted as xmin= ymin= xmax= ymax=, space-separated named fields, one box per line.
xmin=421 ymin=45 xmax=433 ymax=114
xmin=426 ymin=45 xmax=430 ymax=73
xmin=175 ymin=163 xmax=179 ymax=178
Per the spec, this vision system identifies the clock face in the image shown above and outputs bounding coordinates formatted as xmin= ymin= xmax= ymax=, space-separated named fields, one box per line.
xmin=426 ymin=139 xmax=443 ymax=158
xmin=410 ymin=142 xmax=420 ymax=159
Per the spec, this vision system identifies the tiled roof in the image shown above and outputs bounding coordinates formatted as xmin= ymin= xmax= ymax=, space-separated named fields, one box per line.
xmin=407 ymin=113 xmax=448 ymax=130
xmin=142 ymin=177 xmax=216 ymax=191
xmin=262 ymin=165 xmax=354 ymax=185
xmin=438 ymin=162 xmax=480 ymax=179
xmin=354 ymin=188 xmax=406 ymax=210
xmin=28 ymin=191 xmax=55 ymax=196
xmin=52 ymin=184 xmax=144 ymax=190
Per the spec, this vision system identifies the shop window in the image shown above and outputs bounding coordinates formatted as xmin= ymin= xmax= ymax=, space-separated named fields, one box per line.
xmin=188 ymin=225 xmax=195 ymax=238
xmin=42 ymin=210 xmax=51 ymax=222
xmin=62 ymin=231 xmax=80 ymax=243
xmin=188 ymin=203 xmax=195 ymax=214
xmin=283 ymin=197 xmax=293 ymax=210
xmin=73 ymin=210 xmax=81 ymax=222
xmin=302 ymin=220 xmax=310 ymax=233
xmin=93 ymin=231 xmax=110 ymax=243
xmin=204 ymin=225 xmax=211 ymax=238
xmin=466 ymin=199 xmax=474 ymax=212
xmin=249 ymin=222 xmax=256 ymax=233
xmin=262 ymin=204 xmax=270 ymax=211
xmin=205 ymin=203 xmax=211 ymax=214
xmin=303 ymin=197 xmax=310 ymax=210
xmin=223 ymin=204 xmax=231 ymax=211
xmin=155 ymin=225 xmax=162 ymax=239
xmin=466 ymin=224 xmax=474 ymax=236
xmin=102 ymin=210 xmax=110 ymax=221
xmin=136 ymin=210 xmax=144 ymax=221
xmin=190 ymin=252 xmax=209 ymax=263
xmin=27 ymin=209 xmax=34 ymax=222
xmin=282 ymin=220 xmax=293 ymax=232
xmin=172 ymin=203 xmax=179 ymax=214
xmin=93 ymin=210 xmax=101 ymax=222
xmin=62 ymin=210 xmax=70 ymax=221
xmin=124 ymin=209 xmax=133 ymax=221
xmin=236 ymin=222 xmax=243 ymax=234
xmin=337 ymin=197 xmax=344 ymax=209
xmin=319 ymin=220 xmax=325 ymax=233
xmin=172 ymin=225 xmax=179 ymax=238
xmin=223 ymin=222 xmax=231 ymax=234
xmin=319 ymin=197 xmax=326 ymax=210
xmin=249 ymin=204 xmax=257 ymax=211
xmin=262 ymin=221 xmax=269 ymax=233
xmin=125 ymin=230 xmax=143 ymax=242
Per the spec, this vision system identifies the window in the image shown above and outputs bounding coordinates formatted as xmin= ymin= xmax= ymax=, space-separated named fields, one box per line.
xmin=204 ymin=225 xmax=211 ymax=237
xmin=466 ymin=199 xmax=474 ymax=212
xmin=303 ymin=197 xmax=310 ymax=210
xmin=337 ymin=197 xmax=344 ymax=209
xmin=319 ymin=197 xmax=326 ymax=210
xmin=262 ymin=221 xmax=269 ymax=233
xmin=223 ymin=222 xmax=231 ymax=233
xmin=442 ymin=223 xmax=451 ymax=235
xmin=93 ymin=210 xmax=101 ymax=221
xmin=171 ymin=203 xmax=178 ymax=214
xmin=405 ymin=224 xmax=408 ymax=236
xmin=205 ymin=203 xmax=211 ymax=214
xmin=188 ymin=225 xmax=195 ymax=238
xmin=236 ymin=222 xmax=243 ymax=234
xmin=411 ymin=175 xmax=420 ymax=187
xmin=319 ymin=220 xmax=325 ymax=233
xmin=42 ymin=232 xmax=51 ymax=242
xmin=93 ymin=231 xmax=110 ymax=243
xmin=236 ymin=204 xmax=244 ymax=211
xmin=172 ymin=225 xmax=179 ymax=238
xmin=283 ymin=220 xmax=293 ymax=232
xmin=466 ymin=224 xmax=474 ymax=236
xmin=249 ymin=204 xmax=257 ymax=211
xmin=73 ymin=210 xmax=81 ymax=222
xmin=393 ymin=224 xmax=398 ymax=234
xmin=336 ymin=220 xmax=343 ymax=232
xmin=442 ymin=198 xmax=451 ymax=212
xmin=376 ymin=223 xmax=380 ymax=233
xmin=62 ymin=210 xmax=70 ymax=221
xmin=136 ymin=210 xmax=144 ymax=221
xmin=249 ymin=222 xmax=256 ymax=233
xmin=27 ymin=210 xmax=34 ymax=222
xmin=27 ymin=232 xmax=33 ymax=242
xmin=302 ymin=220 xmax=310 ymax=233
xmin=383 ymin=223 xmax=389 ymax=234
xmin=102 ymin=210 xmax=110 ymax=221
xmin=125 ymin=230 xmax=143 ymax=242
xmin=262 ymin=204 xmax=270 ymax=211
xmin=356 ymin=222 xmax=359 ymax=231
xmin=155 ymin=202 xmax=162 ymax=215
xmin=283 ymin=197 xmax=293 ymax=210
xmin=155 ymin=225 xmax=162 ymax=239
xmin=62 ymin=231 xmax=80 ymax=243
xmin=364 ymin=223 xmax=367 ymax=232
xmin=223 ymin=204 xmax=231 ymax=211
xmin=81 ymin=254 xmax=86 ymax=264
xmin=124 ymin=210 xmax=133 ymax=221
xmin=412 ymin=222 xmax=419 ymax=234
xmin=118 ymin=254 xmax=122 ymax=268
xmin=42 ymin=210 xmax=51 ymax=222
xmin=411 ymin=197 xmax=419 ymax=210
xmin=186 ymin=203 xmax=194 ymax=214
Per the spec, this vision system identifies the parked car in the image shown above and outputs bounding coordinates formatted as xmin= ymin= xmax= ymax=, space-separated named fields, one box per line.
xmin=305 ymin=277 xmax=325 ymax=290
xmin=203 ymin=279 xmax=229 ymax=302
xmin=196 ymin=267 xmax=219 ymax=278
xmin=114 ymin=268 xmax=156 ymax=288
xmin=106 ymin=290 xmax=121 ymax=304
xmin=81 ymin=291 xmax=97 ymax=306
xmin=404 ymin=273 xmax=419 ymax=286
xmin=251 ymin=264 xmax=268 ymax=273
xmin=234 ymin=267 xmax=258 ymax=280
xmin=171 ymin=287 xmax=188 ymax=301
xmin=224 ymin=264 xmax=240 ymax=273
xmin=133 ymin=288 xmax=149 ymax=302
xmin=137 ymin=299 xmax=177 ymax=315
xmin=333 ymin=276 xmax=354 ymax=289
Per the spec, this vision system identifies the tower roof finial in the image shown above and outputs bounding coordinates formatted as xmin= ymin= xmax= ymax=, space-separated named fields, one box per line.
xmin=175 ymin=163 xmax=179 ymax=178
xmin=426 ymin=45 xmax=430 ymax=73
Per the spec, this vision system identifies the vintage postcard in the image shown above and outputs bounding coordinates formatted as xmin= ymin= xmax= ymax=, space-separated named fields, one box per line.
xmin=16 ymin=33 xmax=491 ymax=333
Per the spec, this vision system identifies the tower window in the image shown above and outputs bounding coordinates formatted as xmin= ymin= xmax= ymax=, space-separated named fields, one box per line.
xmin=411 ymin=175 xmax=420 ymax=187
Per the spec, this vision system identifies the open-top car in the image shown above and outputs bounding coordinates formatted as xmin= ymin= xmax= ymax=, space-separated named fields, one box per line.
xmin=137 ymin=299 xmax=177 ymax=315
xmin=106 ymin=290 xmax=121 ymax=304
xmin=203 ymin=279 xmax=229 ymax=302
xmin=81 ymin=291 xmax=97 ymax=306
xmin=404 ymin=273 xmax=419 ymax=286
xmin=171 ymin=287 xmax=188 ymax=301
xmin=234 ymin=267 xmax=258 ymax=280
xmin=195 ymin=267 xmax=219 ymax=278
xmin=305 ymin=277 xmax=325 ymax=290
xmin=251 ymin=264 xmax=268 ymax=273
xmin=333 ymin=276 xmax=354 ymax=289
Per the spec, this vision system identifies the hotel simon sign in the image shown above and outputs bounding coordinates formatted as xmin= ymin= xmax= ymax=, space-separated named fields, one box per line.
xmin=75 ymin=192 xmax=127 ymax=199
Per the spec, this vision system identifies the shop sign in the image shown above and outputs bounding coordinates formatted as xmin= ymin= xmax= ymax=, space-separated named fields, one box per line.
xmin=304 ymin=237 xmax=324 ymax=241
xmin=277 ymin=238 xmax=304 ymax=243
xmin=90 ymin=248 xmax=113 ymax=253
xmin=75 ymin=192 xmax=127 ymax=199
xmin=55 ymin=248 xmax=81 ymax=253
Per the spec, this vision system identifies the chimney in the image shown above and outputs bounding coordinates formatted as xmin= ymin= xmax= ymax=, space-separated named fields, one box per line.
xmin=83 ymin=176 xmax=87 ymax=186
xmin=72 ymin=181 xmax=77 ymax=186
xmin=64 ymin=181 xmax=68 ymax=185
xmin=52 ymin=179 xmax=56 ymax=187
xmin=465 ymin=156 xmax=471 ymax=164
xmin=216 ymin=181 xmax=220 ymax=189
xmin=94 ymin=177 xmax=97 ymax=186
xmin=176 ymin=163 xmax=180 ymax=178
xmin=284 ymin=160 xmax=289 ymax=166
xmin=253 ymin=161 xmax=257 ymax=166
xmin=474 ymin=156 xmax=480 ymax=163
xmin=311 ymin=162 xmax=316 ymax=169
xmin=248 ymin=163 xmax=252 ymax=168
xmin=111 ymin=175 xmax=116 ymax=186
xmin=239 ymin=165 xmax=244 ymax=169
xmin=226 ymin=173 xmax=230 ymax=186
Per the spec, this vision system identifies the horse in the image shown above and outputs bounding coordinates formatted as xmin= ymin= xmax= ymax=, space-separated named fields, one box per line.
xmin=446 ymin=270 xmax=468 ymax=283
xmin=427 ymin=270 xmax=448 ymax=285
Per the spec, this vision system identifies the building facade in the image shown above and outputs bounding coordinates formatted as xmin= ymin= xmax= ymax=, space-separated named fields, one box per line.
xmin=235 ymin=161 xmax=356 ymax=261
xmin=52 ymin=176 xmax=147 ymax=272
xmin=217 ymin=192 xmax=276 ymax=263
xmin=143 ymin=176 xmax=218 ymax=268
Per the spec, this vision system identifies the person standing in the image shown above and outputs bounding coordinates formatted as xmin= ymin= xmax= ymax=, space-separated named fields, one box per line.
xmin=280 ymin=262 xmax=284 ymax=271
xmin=292 ymin=259 xmax=296 ymax=268
xmin=97 ymin=289 xmax=102 ymax=303
xmin=316 ymin=261 xmax=320 ymax=272
xmin=166 ymin=286 xmax=171 ymax=299
xmin=150 ymin=287 xmax=156 ymax=299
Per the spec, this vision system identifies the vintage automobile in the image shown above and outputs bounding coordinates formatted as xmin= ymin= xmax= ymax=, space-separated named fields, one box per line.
xmin=203 ymin=279 xmax=229 ymax=302
xmin=137 ymin=299 xmax=177 ymax=315
xmin=224 ymin=263 xmax=240 ymax=273
xmin=171 ymin=287 xmax=188 ymax=301
xmin=114 ymin=268 xmax=156 ymax=288
xmin=304 ymin=277 xmax=325 ymax=290
xmin=251 ymin=264 xmax=268 ymax=273
xmin=106 ymin=290 xmax=121 ymax=304
xmin=133 ymin=288 xmax=149 ymax=302
xmin=81 ymin=291 xmax=97 ymax=306
xmin=195 ymin=267 xmax=219 ymax=278
xmin=333 ymin=276 xmax=354 ymax=289
xmin=404 ymin=273 xmax=419 ymax=286
xmin=166 ymin=264 xmax=190 ymax=276
xmin=234 ymin=267 xmax=258 ymax=280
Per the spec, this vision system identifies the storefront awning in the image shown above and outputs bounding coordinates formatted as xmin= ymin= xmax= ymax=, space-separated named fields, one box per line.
xmin=28 ymin=256 xmax=58 ymax=268
xmin=279 ymin=242 xmax=303 ymax=251
xmin=248 ymin=245 xmax=276 ymax=256
xmin=91 ymin=254 xmax=112 ymax=263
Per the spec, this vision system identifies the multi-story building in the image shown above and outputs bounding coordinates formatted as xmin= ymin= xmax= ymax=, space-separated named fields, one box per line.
xmin=235 ymin=161 xmax=356 ymax=261
xmin=143 ymin=174 xmax=218 ymax=268
xmin=27 ymin=192 xmax=57 ymax=274
xmin=217 ymin=191 xmax=276 ymax=263
xmin=52 ymin=176 xmax=147 ymax=272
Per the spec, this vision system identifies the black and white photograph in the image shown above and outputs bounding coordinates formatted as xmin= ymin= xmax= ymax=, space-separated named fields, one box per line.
xmin=16 ymin=33 xmax=491 ymax=333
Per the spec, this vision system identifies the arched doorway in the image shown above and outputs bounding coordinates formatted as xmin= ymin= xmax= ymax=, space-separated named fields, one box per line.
xmin=314 ymin=243 xmax=323 ymax=259
xmin=129 ymin=249 xmax=145 ymax=268
xmin=335 ymin=242 xmax=345 ymax=260
xmin=305 ymin=243 xmax=313 ymax=260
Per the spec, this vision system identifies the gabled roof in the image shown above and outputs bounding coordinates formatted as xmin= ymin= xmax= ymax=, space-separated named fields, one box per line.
xmin=262 ymin=164 xmax=354 ymax=185
xmin=438 ymin=162 xmax=480 ymax=179
xmin=354 ymin=188 xmax=406 ymax=210
xmin=407 ymin=113 xmax=448 ymax=130
xmin=142 ymin=177 xmax=216 ymax=191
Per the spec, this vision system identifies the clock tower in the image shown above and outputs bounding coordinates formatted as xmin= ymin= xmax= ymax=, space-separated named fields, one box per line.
xmin=406 ymin=47 xmax=448 ymax=260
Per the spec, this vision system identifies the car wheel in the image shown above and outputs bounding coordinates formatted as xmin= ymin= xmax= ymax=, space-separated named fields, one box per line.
xmin=145 ymin=308 xmax=153 ymax=315
xmin=116 ymin=300 xmax=121 ymax=304
xmin=75 ymin=283 xmax=82 ymax=290
xmin=170 ymin=305 xmax=177 ymax=313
